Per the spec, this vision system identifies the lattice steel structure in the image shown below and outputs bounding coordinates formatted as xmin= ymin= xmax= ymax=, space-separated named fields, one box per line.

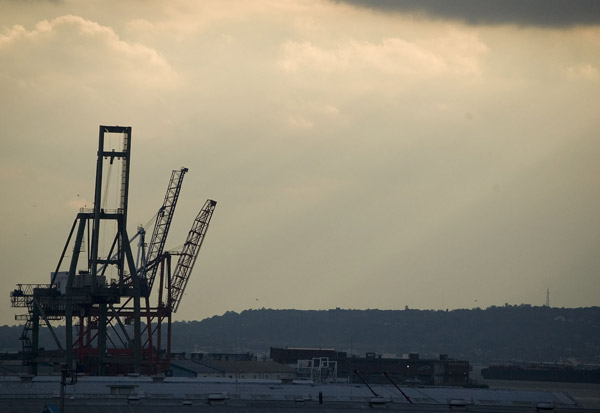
xmin=10 ymin=126 xmax=216 ymax=376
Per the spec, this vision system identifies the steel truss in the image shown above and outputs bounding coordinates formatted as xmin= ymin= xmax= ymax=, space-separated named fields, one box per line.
xmin=9 ymin=125 xmax=217 ymax=376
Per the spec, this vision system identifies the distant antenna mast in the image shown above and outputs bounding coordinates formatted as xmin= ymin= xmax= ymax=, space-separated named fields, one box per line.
xmin=545 ymin=289 xmax=550 ymax=307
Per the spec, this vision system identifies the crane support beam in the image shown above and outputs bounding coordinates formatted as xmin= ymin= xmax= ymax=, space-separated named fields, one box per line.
xmin=33 ymin=299 xmax=63 ymax=351
xmin=142 ymin=168 xmax=188 ymax=295
xmin=170 ymin=199 xmax=217 ymax=313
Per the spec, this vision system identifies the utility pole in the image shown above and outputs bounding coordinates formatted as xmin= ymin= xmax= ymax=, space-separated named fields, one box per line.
xmin=60 ymin=363 xmax=77 ymax=413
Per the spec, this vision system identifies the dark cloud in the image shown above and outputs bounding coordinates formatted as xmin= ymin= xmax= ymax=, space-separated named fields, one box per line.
xmin=334 ymin=0 xmax=600 ymax=27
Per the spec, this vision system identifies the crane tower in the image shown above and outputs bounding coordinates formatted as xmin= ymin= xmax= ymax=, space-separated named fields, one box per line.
xmin=10 ymin=126 xmax=216 ymax=376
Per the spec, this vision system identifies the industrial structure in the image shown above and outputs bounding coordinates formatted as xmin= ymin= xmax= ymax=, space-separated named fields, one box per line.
xmin=270 ymin=348 xmax=469 ymax=386
xmin=10 ymin=125 xmax=216 ymax=376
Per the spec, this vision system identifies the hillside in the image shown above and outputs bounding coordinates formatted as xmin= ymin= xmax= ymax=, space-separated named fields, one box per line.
xmin=171 ymin=306 xmax=600 ymax=363
xmin=1 ymin=306 xmax=598 ymax=364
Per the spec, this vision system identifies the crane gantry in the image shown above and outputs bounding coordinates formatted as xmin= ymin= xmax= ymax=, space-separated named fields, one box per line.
xmin=10 ymin=125 xmax=216 ymax=376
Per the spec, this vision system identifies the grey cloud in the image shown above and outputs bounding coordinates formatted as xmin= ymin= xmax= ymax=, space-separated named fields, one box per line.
xmin=333 ymin=0 xmax=600 ymax=27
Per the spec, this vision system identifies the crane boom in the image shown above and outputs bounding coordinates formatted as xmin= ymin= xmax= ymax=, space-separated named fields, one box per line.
xmin=142 ymin=167 xmax=188 ymax=294
xmin=170 ymin=199 xmax=216 ymax=312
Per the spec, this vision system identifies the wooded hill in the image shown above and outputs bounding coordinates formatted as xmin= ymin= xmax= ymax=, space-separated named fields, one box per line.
xmin=1 ymin=306 xmax=598 ymax=364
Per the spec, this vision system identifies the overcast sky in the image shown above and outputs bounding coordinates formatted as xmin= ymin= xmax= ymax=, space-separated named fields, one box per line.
xmin=1 ymin=0 xmax=599 ymax=327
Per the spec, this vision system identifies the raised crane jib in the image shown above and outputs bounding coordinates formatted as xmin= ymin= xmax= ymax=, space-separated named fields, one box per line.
xmin=169 ymin=199 xmax=217 ymax=313
xmin=141 ymin=167 xmax=188 ymax=294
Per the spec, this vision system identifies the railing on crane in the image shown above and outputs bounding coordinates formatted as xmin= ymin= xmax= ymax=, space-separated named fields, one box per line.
xmin=140 ymin=167 xmax=188 ymax=295
xmin=10 ymin=284 xmax=51 ymax=308
xmin=169 ymin=199 xmax=217 ymax=313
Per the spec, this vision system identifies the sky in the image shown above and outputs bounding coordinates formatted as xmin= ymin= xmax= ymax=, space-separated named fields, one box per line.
xmin=1 ymin=0 xmax=599 ymax=327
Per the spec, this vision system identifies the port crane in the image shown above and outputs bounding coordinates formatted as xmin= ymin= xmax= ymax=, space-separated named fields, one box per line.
xmin=139 ymin=167 xmax=188 ymax=294
xmin=170 ymin=199 xmax=216 ymax=313
xmin=10 ymin=126 xmax=216 ymax=376
xmin=145 ymin=199 xmax=217 ymax=367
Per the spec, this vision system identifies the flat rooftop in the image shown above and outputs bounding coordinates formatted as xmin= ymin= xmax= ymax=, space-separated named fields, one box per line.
xmin=0 ymin=376 xmax=588 ymax=412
